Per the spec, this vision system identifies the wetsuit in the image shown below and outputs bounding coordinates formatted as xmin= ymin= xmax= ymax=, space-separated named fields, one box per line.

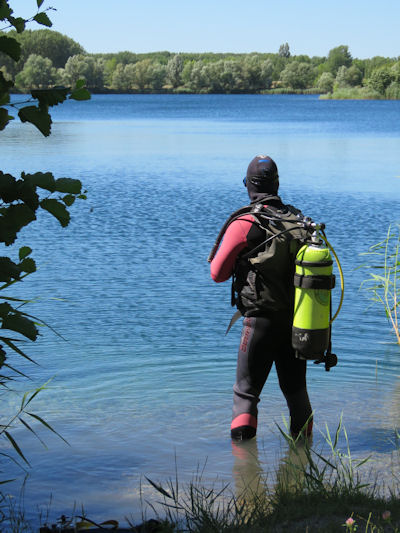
xmin=211 ymin=197 xmax=313 ymax=440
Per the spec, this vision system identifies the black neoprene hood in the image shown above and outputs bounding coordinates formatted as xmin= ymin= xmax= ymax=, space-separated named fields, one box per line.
xmin=245 ymin=155 xmax=279 ymax=199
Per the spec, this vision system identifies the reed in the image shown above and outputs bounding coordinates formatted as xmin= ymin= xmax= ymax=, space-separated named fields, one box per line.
xmin=360 ymin=223 xmax=400 ymax=345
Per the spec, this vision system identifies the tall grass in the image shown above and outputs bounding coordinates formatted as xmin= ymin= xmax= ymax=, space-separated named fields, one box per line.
xmin=320 ymin=87 xmax=383 ymax=100
xmin=144 ymin=418 xmax=400 ymax=532
xmin=360 ymin=223 xmax=400 ymax=345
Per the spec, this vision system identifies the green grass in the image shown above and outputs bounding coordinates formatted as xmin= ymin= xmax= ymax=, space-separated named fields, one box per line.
xmin=320 ymin=87 xmax=383 ymax=100
xmin=142 ymin=418 xmax=400 ymax=532
xmin=2 ymin=418 xmax=400 ymax=532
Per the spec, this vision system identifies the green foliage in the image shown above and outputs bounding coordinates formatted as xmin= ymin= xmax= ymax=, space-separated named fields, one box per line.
xmin=317 ymin=71 xmax=335 ymax=93
xmin=0 ymin=29 xmax=84 ymax=77
xmin=386 ymin=81 xmax=400 ymax=100
xmin=280 ymin=61 xmax=315 ymax=89
xmin=15 ymin=53 xmax=56 ymax=89
xmin=143 ymin=417 xmax=400 ymax=532
xmin=320 ymin=86 xmax=382 ymax=100
xmin=60 ymin=53 xmax=104 ymax=89
xmin=366 ymin=66 xmax=394 ymax=95
xmin=326 ymin=45 xmax=353 ymax=74
xmin=360 ymin=223 xmax=400 ymax=345
xmin=0 ymin=0 xmax=90 ymax=478
xmin=166 ymin=54 xmax=183 ymax=88
xmin=335 ymin=65 xmax=363 ymax=88
xmin=0 ymin=28 xmax=399 ymax=97
xmin=278 ymin=42 xmax=290 ymax=58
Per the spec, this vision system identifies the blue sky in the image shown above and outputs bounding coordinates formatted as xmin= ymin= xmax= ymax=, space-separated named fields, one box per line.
xmin=25 ymin=0 xmax=400 ymax=59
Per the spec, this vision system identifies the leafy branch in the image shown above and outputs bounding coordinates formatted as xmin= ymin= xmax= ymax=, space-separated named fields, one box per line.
xmin=0 ymin=0 xmax=90 ymax=476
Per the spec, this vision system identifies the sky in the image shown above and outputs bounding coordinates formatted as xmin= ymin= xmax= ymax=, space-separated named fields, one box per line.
xmin=20 ymin=0 xmax=400 ymax=59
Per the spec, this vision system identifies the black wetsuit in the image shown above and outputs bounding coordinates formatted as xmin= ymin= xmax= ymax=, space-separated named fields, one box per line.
xmin=210 ymin=195 xmax=313 ymax=439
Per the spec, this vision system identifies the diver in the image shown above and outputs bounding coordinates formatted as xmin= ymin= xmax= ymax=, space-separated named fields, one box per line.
xmin=209 ymin=155 xmax=314 ymax=441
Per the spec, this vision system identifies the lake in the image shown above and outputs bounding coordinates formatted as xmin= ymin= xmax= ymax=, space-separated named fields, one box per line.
xmin=1 ymin=94 xmax=400 ymax=526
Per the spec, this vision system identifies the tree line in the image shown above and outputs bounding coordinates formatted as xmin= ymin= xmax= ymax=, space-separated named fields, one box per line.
xmin=1 ymin=29 xmax=400 ymax=98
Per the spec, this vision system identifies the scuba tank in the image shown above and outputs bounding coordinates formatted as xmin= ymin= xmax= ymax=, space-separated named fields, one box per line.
xmin=292 ymin=225 xmax=340 ymax=371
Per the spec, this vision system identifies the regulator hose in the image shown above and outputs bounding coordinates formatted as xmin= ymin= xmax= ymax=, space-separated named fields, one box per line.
xmin=321 ymin=231 xmax=344 ymax=323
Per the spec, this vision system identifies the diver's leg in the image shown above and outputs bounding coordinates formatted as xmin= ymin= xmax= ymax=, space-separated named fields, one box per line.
xmin=274 ymin=315 xmax=313 ymax=436
xmin=231 ymin=316 xmax=274 ymax=440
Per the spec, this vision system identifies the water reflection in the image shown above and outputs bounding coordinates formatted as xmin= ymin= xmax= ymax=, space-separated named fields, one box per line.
xmin=231 ymin=439 xmax=265 ymax=502
xmin=231 ymin=435 xmax=313 ymax=503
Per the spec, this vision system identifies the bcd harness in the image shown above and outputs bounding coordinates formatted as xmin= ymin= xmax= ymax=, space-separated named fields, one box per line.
xmin=208 ymin=196 xmax=344 ymax=371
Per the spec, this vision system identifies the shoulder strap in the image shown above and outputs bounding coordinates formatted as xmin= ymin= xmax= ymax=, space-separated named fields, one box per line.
xmin=207 ymin=203 xmax=254 ymax=262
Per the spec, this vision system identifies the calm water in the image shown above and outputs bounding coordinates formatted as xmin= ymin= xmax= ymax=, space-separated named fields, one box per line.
xmin=1 ymin=94 xmax=400 ymax=525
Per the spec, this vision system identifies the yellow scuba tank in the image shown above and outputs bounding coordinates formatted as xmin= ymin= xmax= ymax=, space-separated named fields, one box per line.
xmin=292 ymin=230 xmax=337 ymax=368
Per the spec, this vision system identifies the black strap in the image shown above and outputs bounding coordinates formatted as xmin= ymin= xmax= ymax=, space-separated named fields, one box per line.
xmin=295 ymin=259 xmax=333 ymax=267
xmin=294 ymin=273 xmax=336 ymax=290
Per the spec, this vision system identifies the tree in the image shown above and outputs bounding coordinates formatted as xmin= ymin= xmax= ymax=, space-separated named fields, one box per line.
xmin=242 ymin=55 xmax=264 ymax=91
xmin=0 ymin=29 xmax=84 ymax=78
xmin=280 ymin=61 xmax=315 ymax=89
xmin=335 ymin=66 xmax=349 ymax=88
xmin=15 ymin=53 xmax=56 ymax=89
xmin=221 ymin=60 xmax=245 ymax=92
xmin=13 ymin=29 xmax=84 ymax=68
xmin=345 ymin=65 xmax=363 ymax=86
xmin=326 ymin=45 xmax=352 ymax=74
xmin=366 ymin=67 xmax=393 ymax=95
xmin=166 ymin=54 xmax=183 ymax=88
xmin=111 ymin=63 xmax=130 ymax=91
xmin=149 ymin=62 xmax=167 ymax=90
xmin=278 ymin=42 xmax=291 ymax=58
xmin=185 ymin=60 xmax=207 ymax=92
xmin=317 ymin=72 xmax=335 ymax=93
xmin=61 ymin=54 xmax=104 ymax=89
xmin=0 ymin=0 xmax=90 ymax=471
xmin=132 ymin=58 xmax=153 ymax=91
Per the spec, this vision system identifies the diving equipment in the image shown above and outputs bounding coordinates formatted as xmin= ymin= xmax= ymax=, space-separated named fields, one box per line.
xmin=209 ymin=204 xmax=344 ymax=371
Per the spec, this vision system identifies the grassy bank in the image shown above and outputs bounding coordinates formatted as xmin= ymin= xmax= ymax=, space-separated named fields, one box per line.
xmin=320 ymin=87 xmax=384 ymax=100
xmin=2 ymin=419 xmax=400 ymax=532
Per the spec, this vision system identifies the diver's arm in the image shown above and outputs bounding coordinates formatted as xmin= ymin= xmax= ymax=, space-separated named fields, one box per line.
xmin=210 ymin=216 xmax=254 ymax=282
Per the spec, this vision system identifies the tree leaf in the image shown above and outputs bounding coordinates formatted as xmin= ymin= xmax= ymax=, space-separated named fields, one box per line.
xmin=31 ymin=87 xmax=69 ymax=108
xmin=0 ymin=35 xmax=21 ymax=61
xmin=0 ymin=72 xmax=13 ymax=103
xmin=0 ymin=257 xmax=21 ymax=282
xmin=19 ymin=246 xmax=32 ymax=260
xmin=33 ymin=12 xmax=52 ymax=27
xmin=0 ymin=107 xmax=13 ymax=131
xmin=36 ymin=0 xmax=45 ymax=7
xmin=62 ymin=194 xmax=75 ymax=207
xmin=0 ymin=172 xmax=18 ymax=202
xmin=1 ymin=313 xmax=38 ymax=341
xmin=23 ymin=171 xmax=56 ymax=192
xmin=69 ymin=87 xmax=91 ymax=101
xmin=19 ymin=257 xmax=36 ymax=274
xmin=0 ymin=204 xmax=36 ymax=245
xmin=55 ymin=178 xmax=82 ymax=194
xmin=17 ymin=179 xmax=39 ymax=211
xmin=75 ymin=79 xmax=86 ymax=89
xmin=40 ymin=199 xmax=70 ymax=227
xmin=18 ymin=105 xmax=52 ymax=137
xmin=0 ymin=302 xmax=13 ymax=318
xmin=0 ymin=2 xmax=13 ymax=19
xmin=8 ymin=16 xmax=25 ymax=33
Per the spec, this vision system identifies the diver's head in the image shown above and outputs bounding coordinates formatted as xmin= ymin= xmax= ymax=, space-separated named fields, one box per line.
xmin=243 ymin=155 xmax=279 ymax=199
